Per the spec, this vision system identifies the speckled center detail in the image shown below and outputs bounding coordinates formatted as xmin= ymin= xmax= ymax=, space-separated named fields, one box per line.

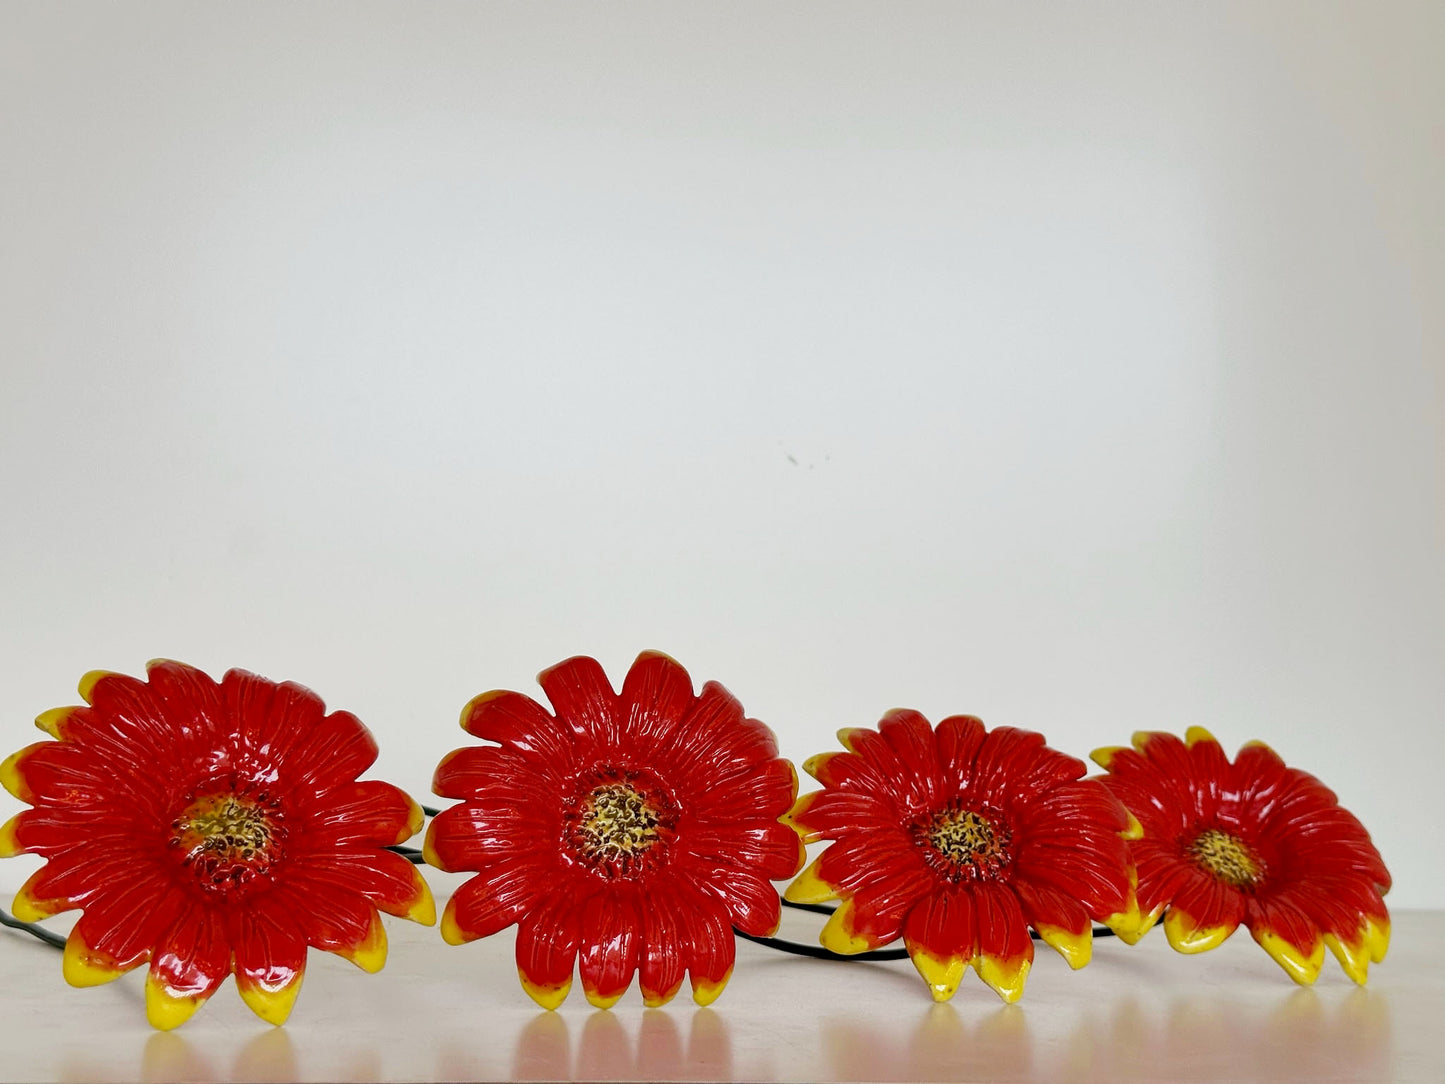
xmin=1190 ymin=828 xmax=1265 ymax=888
xmin=917 ymin=806 xmax=1012 ymax=881
xmin=171 ymin=793 xmax=282 ymax=893
xmin=565 ymin=774 xmax=677 ymax=877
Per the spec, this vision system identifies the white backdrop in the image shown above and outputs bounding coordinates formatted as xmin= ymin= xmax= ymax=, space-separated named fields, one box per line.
xmin=2 ymin=3 xmax=1441 ymax=907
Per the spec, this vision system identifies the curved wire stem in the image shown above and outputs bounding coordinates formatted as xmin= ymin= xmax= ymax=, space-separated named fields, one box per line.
xmin=388 ymin=845 xmax=427 ymax=864
xmin=0 ymin=909 xmax=66 ymax=950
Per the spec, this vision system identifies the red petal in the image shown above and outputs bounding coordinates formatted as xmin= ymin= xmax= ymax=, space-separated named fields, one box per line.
xmin=680 ymin=861 xmax=781 ymax=937
xmin=1169 ymin=866 xmax=1245 ymax=931
xmin=1244 ymin=892 xmax=1321 ymax=956
xmin=424 ymin=801 xmax=557 ymax=872
xmin=1013 ymin=879 xmax=1090 ymax=935
xmin=272 ymin=878 xmax=375 ymax=955
xmin=24 ymin=840 xmax=169 ymax=912
xmin=537 ymin=656 xmax=620 ymax=752
xmin=689 ymin=757 xmax=796 ymax=822
xmin=903 ymin=889 xmax=976 ymax=961
xmin=301 ymin=848 xmax=428 ymax=917
xmin=679 ymin=820 xmax=803 ymax=882
xmin=973 ymin=883 xmax=1033 ymax=964
xmin=638 ymin=884 xmax=689 ymax=1006
xmin=461 ymin=689 xmax=577 ymax=767
xmin=295 ymin=780 xmax=419 ymax=849
xmin=804 ymin=751 xmax=901 ymax=813
xmin=840 ymin=872 xmax=935 ymax=946
xmin=618 ymin=651 xmax=697 ymax=753
xmin=966 ymin=727 xmax=1063 ymax=810
xmin=71 ymin=875 xmax=185 ymax=973
xmin=432 ymin=744 xmax=554 ymax=804
xmin=936 ymin=715 xmax=988 ymax=788
xmin=516 ymin=890 xmax=585 ymax=994
xmin=842 ymin=711 xmax=942 ymax=813
xmin=665 ymin=683 xmax=776 ymax=785
xmin=682 ymin=886 xmax=735 ymax=990
xmin=6 ymin=740 xmax=167 ymax=817
xmin=578 ymin=889 xmax=642 ymax=1004
xmin=443 ymin=861 xmax=545 ymax=942
xmin=150 ymin=903 xmax=232 ymax=1001
xmin=816 ymin=829 xmax=929 ymax=896
xmin=231 ymin=901 xmax=308 ymax=1001
xmin=788 ymin=789 xmax=895 ymax=841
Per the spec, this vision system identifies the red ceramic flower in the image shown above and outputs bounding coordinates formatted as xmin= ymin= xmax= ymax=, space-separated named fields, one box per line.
xmin=425 ymin=651 xmax=803 ymax=1009
xmin=1092 ymin=728 xmax=1390 ymax=984
xmin=0 ymin=661 xmax=435 ymax=1029
xmin=785 ymin=712 xmax=1134 ymax=1003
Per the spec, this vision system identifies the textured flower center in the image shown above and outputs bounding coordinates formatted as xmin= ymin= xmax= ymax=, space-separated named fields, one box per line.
xmin=1189 ymin=828 xmax=1265 ymax=888
xmin=565 ymin=772 xmax=677 ymax=877
xmin=171 ymin=791 xmax=283 ymax=894
xmin=917 ymin=806 xmax=1012 ymax=881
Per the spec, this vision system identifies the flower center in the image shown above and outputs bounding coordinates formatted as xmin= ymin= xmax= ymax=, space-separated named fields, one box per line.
xmin=171 ymin=791 xmax=283 ymax=895
xmin=1189 ymin=828 xmax=1266 ymax=888
xmin=917 ymin=806 xmax=1012 ymax=882
xmin=564 ymin=772 xmax=676 ymax=877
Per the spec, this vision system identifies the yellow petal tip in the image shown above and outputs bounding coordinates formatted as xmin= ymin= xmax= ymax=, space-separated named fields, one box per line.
xmin=783 ymin=856 xmax=838 ymax=905
xmin=76 ymin=670 xmax=116 ymax=705
xmin=237 ymin=973 xmax=304 ymax=1026
xmin=691 ymin=970 xmax=732 ymax=1007
xmin=1184 ymin=726 xmax=1218 ymax=747
xmin=1164 ymin=909 xmax=1234 ymax=954
xmin=62 ymin=931 xmax=126 ymax=988
xmin=819 ymin=900 xmax=876 ymax=955
xmin=908 ymin=948 xmax=967 ymax=1002
xmin=144 ymin=974 xmax=205 ymax=1031
xmin=975 ymin=954 xmax=1030 ymax=1003
xmin=1255 ymin=929 xmax=1325 ymax=985
xmin=1090 ymin=745 xmax=1127 ymax=770
xmin=0 ymin=814 xmax=24 ymax=858
xmin=520 ymin=973 xmax=572 ymax=1010
xmin=583 ymin=986 xmax=625 ymax=1010
xmin=1036 ymin=925 xmax=1092 ymax=969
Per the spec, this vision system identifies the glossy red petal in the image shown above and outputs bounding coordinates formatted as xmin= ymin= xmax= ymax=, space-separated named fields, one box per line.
xmin=904 ymin=888 xmax=976 ymax=960
xmin=841 ymin=710 xmax=942 ymax=812
xmin=683 ymin=888 xmax=736 ymax=1001
xmin=836 ymin=871 xmax=936 ymax=947
xmin=460 ymin=688 xmax=577 ymax=767
xmin=69 ymin=876 xmax=185 ymax=975
xmin=23 ymin=839 xmax=167 ymax=913
xmin=516 ymin=890 xmax=585 ymax=1004
xmin=537 ymin=655 xmax=620 ymax=751
xmin=665 ymin=683 xmax=776 ymax=785
xmin=5 ymin=740 xmax=167 ymax=816
xmin=295 ymin=779 xmax=420 ymax=849
xmin=230 ymin=901 xmax=308 ymax=1015
xmin=302 ymin=848 xmax=430 ymax=919
xmin=638 ymin=884 xmax=689 ymax=1007
xmin=679 ymin=820 xmax=804 ymax=883
xmin=689 ymin=756 xmax=796 ymax=821
xmin=149 ymin=903 xmax=232 ymax=1003
xmin=935 ymin=715 xmax=988 ymax=788
xmin=271 ymin=878 xmax=376 ymax=958
xmin=973 ymin=882 xmax=1034 ymax=967
xmin=578 ymin=889 xmax=642 ymax=1007
xmin=682 ymin=861 xmax=782 ymax=937
xmin=816 ymin=829 xmax=928 ymax=896
xmin=432 ymin=743 xmax=556 ymax=803
xmin=803 ymin=751 xmax=901 ymax=812
xmin=787 ymin=789 xmax=896 ymax=843
xmin=1170 ymin=866 xmax=1245 ymax=932
xmin=1014 ymin=879 xmax=1090 ymax=935
xmin=442 ymin=861 xmax=546 ymax=944
xmin=424 ymin=801 xmax=556 ymax=873
xmin=618 ymin=651 xmax=697 ymax=753
xmin=1243 ymin=892 xmax=1321 ymax=957
xmin=967 ymin=727 xmax=1059 ymax=809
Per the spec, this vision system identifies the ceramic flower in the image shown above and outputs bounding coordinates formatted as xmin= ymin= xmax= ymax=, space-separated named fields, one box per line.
xmin=425 ymin=651 xmax=803 ymax=1009
xmin=785 ymin=711 xmax=1134 ymax=1003
xmin=0 ymin=661 xmax=435 ymax=1029
xmin=1091 ymin=727 xmax=1390 ymax=984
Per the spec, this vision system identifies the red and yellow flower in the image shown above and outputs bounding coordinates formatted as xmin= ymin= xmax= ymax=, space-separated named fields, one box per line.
xmin=786 ymin=711 xmax=1135 ymax=1002
xmin=1092 ymin=728 xmax=1390 ymax=984
xmin=425 ymin=651 xmax=803 ymax=1009
xmin=0 ymin=661 xmax=434 ymax=1029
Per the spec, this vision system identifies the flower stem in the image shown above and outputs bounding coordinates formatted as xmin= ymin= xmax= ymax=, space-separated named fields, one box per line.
xmin=0 ymin=908 xmax=65 ymax=950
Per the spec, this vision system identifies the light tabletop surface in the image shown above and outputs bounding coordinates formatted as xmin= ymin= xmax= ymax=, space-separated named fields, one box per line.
xmin=2 ymin=899 xmax=1440 ymax=1083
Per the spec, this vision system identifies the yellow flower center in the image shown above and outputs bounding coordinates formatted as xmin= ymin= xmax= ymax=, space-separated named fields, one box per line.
xmin=1189 ymin=828 xmax=1266 ymax=888
xmin=171 ymin=792 xmax=282 ymax=894
xmin=565 ymin=773 xmax=676 ymax=876
xmin=918 ymin=806 xmax=1012 ymax=881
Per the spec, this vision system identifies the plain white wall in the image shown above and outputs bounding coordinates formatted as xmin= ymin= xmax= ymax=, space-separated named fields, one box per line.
xmin=2 ymin=3 xmax=1441 ymax=906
